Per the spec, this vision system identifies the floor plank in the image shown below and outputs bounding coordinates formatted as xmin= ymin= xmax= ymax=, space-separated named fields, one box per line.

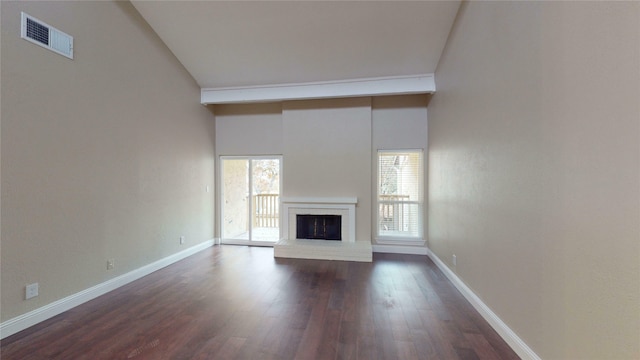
xmin=1 ymin=245 xmax=520 ymax=359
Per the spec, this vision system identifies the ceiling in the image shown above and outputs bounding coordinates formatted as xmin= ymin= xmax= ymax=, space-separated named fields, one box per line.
xmin=131 ymin=1 xmax=461 ymax=91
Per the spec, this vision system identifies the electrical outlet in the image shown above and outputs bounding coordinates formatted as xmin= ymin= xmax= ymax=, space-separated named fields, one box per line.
xmin=26 ymin=283 xmax=39 ymax=300
xmin=452 ymin=254 xmax=457 ymax=267
xmin=107 ymin=259 xmax=115 ymax=270
xmin=180 ymin=236 xmax=185 ymax=245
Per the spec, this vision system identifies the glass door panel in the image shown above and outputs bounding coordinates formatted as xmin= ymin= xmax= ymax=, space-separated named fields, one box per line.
xmin=251 ymin=159 xmax=280 ymax=242
xmin=222 ymin=159 xmax=249 ymax=239
xmin=221 ymin=157 xmax=281 ymax=243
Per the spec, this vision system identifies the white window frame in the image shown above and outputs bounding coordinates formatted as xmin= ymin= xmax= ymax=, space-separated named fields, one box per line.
xmin=376 ymin=149 xmax=425 ymax=245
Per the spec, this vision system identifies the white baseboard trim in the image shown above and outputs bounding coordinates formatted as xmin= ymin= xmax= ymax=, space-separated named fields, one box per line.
xmin=372 ymin=244 xmax=428 ymax=255
xmin=0 ymin=239 xmax=215 ymax=340
xmin=426 ymin=249 xmax=541 ymax=360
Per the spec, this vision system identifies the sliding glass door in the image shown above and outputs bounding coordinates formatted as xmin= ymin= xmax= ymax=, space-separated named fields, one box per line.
xmin=221 ymin=157 xmax=281 ymax=244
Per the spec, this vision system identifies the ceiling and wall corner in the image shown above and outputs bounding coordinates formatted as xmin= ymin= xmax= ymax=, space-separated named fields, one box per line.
xmin=131 ymin=1 xmax=461 ymax=102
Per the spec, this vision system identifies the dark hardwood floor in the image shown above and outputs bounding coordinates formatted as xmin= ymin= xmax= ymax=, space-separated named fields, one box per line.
xmin=1 ymin=245 xmax=520 ymax=359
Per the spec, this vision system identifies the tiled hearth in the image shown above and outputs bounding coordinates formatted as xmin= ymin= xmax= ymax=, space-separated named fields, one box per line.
xmin=273 ymin=197 xmax=372 ymax=262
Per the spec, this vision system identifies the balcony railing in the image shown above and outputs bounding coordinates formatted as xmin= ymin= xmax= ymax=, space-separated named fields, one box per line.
xmin=379 ymin=194 xmax=410 ymax=231
xmin=253 ymin=194 xmax=279 ymax=228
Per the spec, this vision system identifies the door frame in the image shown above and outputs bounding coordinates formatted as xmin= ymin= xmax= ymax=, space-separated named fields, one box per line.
xmin=218 ymin=155 xmax=283 ymax=246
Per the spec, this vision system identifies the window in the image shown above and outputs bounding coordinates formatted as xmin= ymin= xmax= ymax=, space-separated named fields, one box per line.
xmin=377 ymin=150 xmax=423 ymax=241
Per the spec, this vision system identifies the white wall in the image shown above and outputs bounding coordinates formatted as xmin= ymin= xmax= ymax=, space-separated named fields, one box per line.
xmin=1 ymin=1 xmax=215 ymax=322
xmin=428 ymin=2 xmax=639 ymax=359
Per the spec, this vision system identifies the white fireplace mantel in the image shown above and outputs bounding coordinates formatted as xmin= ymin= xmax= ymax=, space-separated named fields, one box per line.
xmin=281 ymin=197 xmax=357 ymax=242
xmin=280 ymin=197 xmax=358 ymax=205
xmin=275 ymin=196 xmax=371 ymax=262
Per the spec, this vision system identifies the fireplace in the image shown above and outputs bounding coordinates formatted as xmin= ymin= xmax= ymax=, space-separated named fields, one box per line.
xmin=296 ymin=214 xmax=342 ymax=240
xmin=274 ymin=197 xmax=372 ymax=262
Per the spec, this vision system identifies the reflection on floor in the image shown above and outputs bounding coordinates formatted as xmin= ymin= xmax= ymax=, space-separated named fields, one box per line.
xmin=230 ymin=227 xmax=279 ymax=242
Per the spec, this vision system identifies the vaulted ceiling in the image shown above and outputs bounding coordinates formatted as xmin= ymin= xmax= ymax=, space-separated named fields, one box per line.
xmin=131 ymin=1 xmax=461 ymax=92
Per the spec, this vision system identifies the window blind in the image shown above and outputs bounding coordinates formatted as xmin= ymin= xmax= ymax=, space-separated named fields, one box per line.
xmin=377 ymin=150 xmax=423 ymax=239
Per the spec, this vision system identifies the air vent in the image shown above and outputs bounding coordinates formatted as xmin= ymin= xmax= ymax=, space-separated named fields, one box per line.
xmin=21 ymin=12 xmax=73 ymax=59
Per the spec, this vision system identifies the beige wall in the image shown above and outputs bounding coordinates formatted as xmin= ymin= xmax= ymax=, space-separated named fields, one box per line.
xmin=214 ymin=103 xmax=283 ymax=156
xmin=372 ymin=95 xmax=429 ymax=244
xmin=283 ymin=98 xmax=373 ymax=242
xmin=214 ymin=96 xmax=429 ymax=244
xmin=1 ymin=1 xmax=215 ymax=322
xmin=428 ymin=2 xmax=639 ymax=359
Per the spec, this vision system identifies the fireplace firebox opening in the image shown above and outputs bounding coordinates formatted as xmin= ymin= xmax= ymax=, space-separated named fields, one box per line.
xmin=296 ymin=215 xmax=342 ymax=240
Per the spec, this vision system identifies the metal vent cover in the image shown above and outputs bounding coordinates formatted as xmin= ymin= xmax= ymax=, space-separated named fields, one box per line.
xmin=21 ymin=12 xmax=73 ymax=59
